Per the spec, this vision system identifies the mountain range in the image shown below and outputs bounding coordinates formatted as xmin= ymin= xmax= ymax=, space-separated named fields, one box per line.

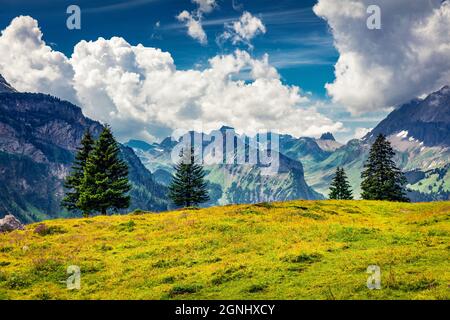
xmin=127 ymin=127 xmax=323 ymax=206
xmin=1 ymin=73 xmax=449 ymax=222
xmin=128 ymin=87 xmax=450 ymax=204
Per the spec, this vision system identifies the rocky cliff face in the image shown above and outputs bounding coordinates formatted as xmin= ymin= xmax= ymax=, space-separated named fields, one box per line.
xmin=209 ymin=151 xmax=323 ymax=205
xmin=0 ymin=76 xmax=168 ymax=222
xmin=0 ymin=92 xmax=103 ymax=162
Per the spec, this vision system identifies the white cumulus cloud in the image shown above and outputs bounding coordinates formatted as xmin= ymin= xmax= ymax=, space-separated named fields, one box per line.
xmin=314 ymin=0 xmax=450 ymax=114
xmin=193 ymin=0 xmax=217 ymax=14
xmin=219 ymin=11 xmax=266 ymax=48
xmin=177 ymin=0 xmax=217 ymax=44
xmin=0 ymin=16 xmax=343 ymax=142
xmin=0 ymin=16 xmax=76 ymax=103
xmin=176 ymin=11 xmax=207 ymax=45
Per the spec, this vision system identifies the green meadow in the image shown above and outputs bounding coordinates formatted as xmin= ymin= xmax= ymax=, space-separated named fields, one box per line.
xmin=0 ymin=200 xmax=449 ymax=300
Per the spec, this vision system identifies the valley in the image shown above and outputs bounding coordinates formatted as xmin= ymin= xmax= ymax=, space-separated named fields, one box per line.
xmin=1 ymin=73 xmax=450 ymax=223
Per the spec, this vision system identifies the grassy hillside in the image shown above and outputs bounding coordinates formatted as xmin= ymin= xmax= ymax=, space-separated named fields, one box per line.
xmin=0 ymin=201 xmax=449 ymax=300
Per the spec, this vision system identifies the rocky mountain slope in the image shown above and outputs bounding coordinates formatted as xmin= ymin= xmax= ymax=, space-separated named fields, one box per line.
xmin=0 ymin=75 xmax=16 ymax=93
xmin=0 ymin=75 xmax=168 ymax=222
xmin=405 ymin=164 xmax=450 ymax=201
xmin=365 ymin=86 xmax=450 ymax=147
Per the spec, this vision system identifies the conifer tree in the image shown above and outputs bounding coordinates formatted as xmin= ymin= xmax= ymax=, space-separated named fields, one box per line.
xmin=62 ymin=129 xmax=94 ymax=217
xmin=77 ymin=125 xmax=131 ymax=215
xmin=361 ymin=134 xmax=409 ymax=202
xmin=329 ymin=167 xmax=353 ymax=200
xmin=169 ymin=148 xmax=210 ymax=207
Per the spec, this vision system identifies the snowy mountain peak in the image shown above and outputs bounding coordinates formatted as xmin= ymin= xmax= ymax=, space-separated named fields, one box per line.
xmin=366 ymin=86 xmax=450 ymax=147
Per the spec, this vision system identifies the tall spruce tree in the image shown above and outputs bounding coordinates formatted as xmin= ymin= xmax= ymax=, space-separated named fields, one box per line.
xmin=361 ymin=134 xmax=409 ymax=202
xmin=77 ymin=125 xmax=131 ymax=215
xmin=329 ymin=167 xmax=353 ymax=200
xmin=169 ymin=148 xmax=210 ymax=207
xmin=62 ymin=130 xmax=94 ymax=217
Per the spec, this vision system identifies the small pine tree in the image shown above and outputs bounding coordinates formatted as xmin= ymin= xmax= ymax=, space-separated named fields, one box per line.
xmin=329 ymin=167 xmax=353 ymax=200
xmin=62 ymin=130 xmax=94 ymax=217
xmin=169 ymin=148 xmax=210 ymax=208
xmin=361 ymin=134 xmax=409 ymax=202
xmin=77 ymin=125 xmax=131 ymax=215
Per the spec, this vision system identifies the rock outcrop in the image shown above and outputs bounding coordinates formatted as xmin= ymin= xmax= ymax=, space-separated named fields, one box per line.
xmin=0 ymin=214 xmax=24 ymax=233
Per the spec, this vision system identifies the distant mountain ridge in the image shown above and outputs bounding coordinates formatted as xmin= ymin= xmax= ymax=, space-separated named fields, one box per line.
xmin=127 ymin=128 xmax=325 ymax=205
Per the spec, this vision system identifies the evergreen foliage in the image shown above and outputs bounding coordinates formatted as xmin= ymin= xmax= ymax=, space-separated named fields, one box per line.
xmin=329 ymin=167 xmax=353 ymax=200
xmin=169 ymin=148 xmax=210 ymax=207
xmin=62 ymin=125 xmax=131 ymax=217
xmin=361 ymin=134 xmax=409 ymax=202
xmin=61 ymin=130 xmax=94 ymax=216
xmin=77 ymin=125 xmax=131 ymax=215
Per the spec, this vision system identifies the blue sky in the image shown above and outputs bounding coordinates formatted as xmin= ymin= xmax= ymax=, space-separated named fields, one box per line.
xmin=0 ymin=0 xmax=398 ymax=142
xmin=1 ymin=0 xmax=336 ymax=96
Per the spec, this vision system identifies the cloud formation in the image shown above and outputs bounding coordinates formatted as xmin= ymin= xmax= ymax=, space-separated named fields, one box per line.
xmin=192 ymin=0 xmax=217 ymax=14
xmin=176 ymin=11 xmax=207 ymax=44
xmin=354 ymin=127 xmax=372 ymax=140
xmin=219 ymin=11 xmax=266 ymax=48
xmin=314 ymin=0 xmax=450 ymax=113
xmin=0 ymin=16 xmax=76 ymax=103
xmin=177 ymin=0 xmax=217 ymax=44
xmin=0 ymin=16 xmax=342 ymax=142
